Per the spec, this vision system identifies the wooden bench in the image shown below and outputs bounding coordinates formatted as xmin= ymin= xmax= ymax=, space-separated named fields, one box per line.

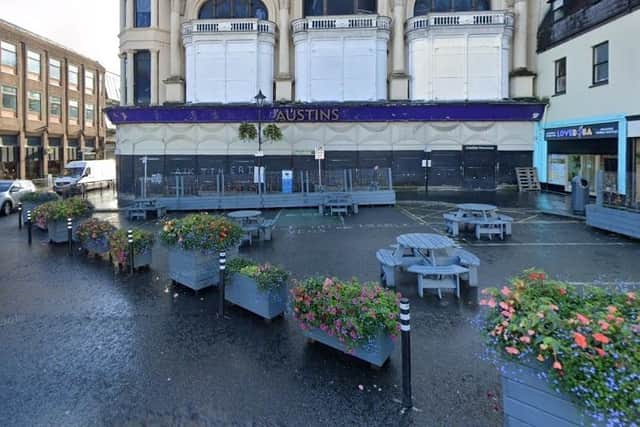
xmin=443 ymin=213 xmax=463 ymax=237
xmin=451 ymin=248 xmax=480 ymax=287
xmin=258 ymin=219 xmax=276 ymax=241
xmin=497 ymin=214 xmax=513 ymax=236
xmin=407 ymin=264 xmax=469 ymax=299
xmin=126 ymin=200 xmax=167 ymax=221
xmin=472 ymin=219 xmax=506 ymax=240
xmin=320 ymin=194 xmax=357 ymax=216
xmin=376 ymin=249 xmax=401 ymax=288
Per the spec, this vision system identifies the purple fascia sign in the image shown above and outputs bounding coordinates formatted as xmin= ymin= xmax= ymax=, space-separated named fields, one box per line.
xmin=105 ymin=102 xmax=546 ymax=125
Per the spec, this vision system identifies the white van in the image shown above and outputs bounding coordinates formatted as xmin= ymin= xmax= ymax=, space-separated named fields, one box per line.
xmin=54 ymin=160 xmax=116 ymax=194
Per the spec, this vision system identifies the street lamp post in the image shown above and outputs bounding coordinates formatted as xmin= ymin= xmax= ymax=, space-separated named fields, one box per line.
xmin=254 ymin=90 xmax=266 ymax=194
xmin=424 ymin=147 xmax=432 ymax=194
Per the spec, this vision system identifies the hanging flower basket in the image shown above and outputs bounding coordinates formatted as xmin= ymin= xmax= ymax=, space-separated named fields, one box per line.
xmin=292 ymin=277 xmax=400 ymax=367
xmin=160 ymin=214 xmax=244 ymax=291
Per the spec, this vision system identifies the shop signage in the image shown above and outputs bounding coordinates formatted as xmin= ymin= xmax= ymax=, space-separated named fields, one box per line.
xmin=545 ymin=122 xmax=619 ymax=140
xmin=274 ymin=108 xmax=340 ymax=122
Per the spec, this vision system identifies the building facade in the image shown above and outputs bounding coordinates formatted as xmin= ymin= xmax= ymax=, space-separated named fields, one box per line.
xmin=535 ymin=0 xmax=640 ymax=204
xmin=0 ymin=19 xmax=107 ymax=181
xmin=109 ymin=0 xmax=546 ymax=194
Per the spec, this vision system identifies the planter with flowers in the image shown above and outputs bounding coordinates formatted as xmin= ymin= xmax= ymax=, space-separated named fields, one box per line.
xmin=21 ymin=191 xmax=60 ymax=230
xmin=75 ymin=218 xmax=117 ymax=256
xmin=225 ymin=258 xmax=289 ymax=320
xmin=109 ymin=228 xmax=155 ymax=271
xmin=33 ymin=198 xmax=93 ymax=243
xmin=480 ymin=270 xmax=639 ymax=426
xmin=160 ymin=213 xmax=244 ymax=291
xmin=292 ymin=277 xmax=400 ymax=367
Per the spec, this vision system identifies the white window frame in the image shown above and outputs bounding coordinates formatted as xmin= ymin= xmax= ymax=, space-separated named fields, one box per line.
xmin=1 ymin=85 xmax=18 ymax=117
xmin=49 ymin=58 xmax=61 ymax=85
xmin=68 ymin=99 xmax=79 ymax=124
xmin=27 ymin=50 xmax=41 ymax=80
xmin=84 ymin=103 xmax=95 ymax=127
xmin=85 ymin=70 xmax=95 ymax=95
xmin=27 ymin=91 xmax=42 ymax=120
xmin=68 ymin=64 xmax=79 ymax=91
xmin=0 ymin=41 xmax=17 ymax=74
xmin=49 ymin=96 xmax=62 ymax=122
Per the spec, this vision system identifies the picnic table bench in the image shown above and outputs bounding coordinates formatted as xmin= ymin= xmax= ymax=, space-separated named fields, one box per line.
xmin=319 ymin=194 xmax=358 ymax=216
xmin=407 ymin=264 xmax=469 ymax=299
xmin=126 ymin=199 xmax=167 ymax=221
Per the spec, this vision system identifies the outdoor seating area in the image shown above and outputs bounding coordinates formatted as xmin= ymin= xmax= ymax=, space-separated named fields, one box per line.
xmin=319 ymin=193 xmax=359 ymax=216
xmin=125 ymin=199 xmax=167 ymax=221
xmin=444 ymin=204 xmax=513 ymax=240
xmin=227 ymin=210 xmax=276 ymax=246
xmin=376 ymin=233 xmax=480 ymax=299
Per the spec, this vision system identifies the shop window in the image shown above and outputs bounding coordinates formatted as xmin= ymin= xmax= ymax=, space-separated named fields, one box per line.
xmin=68 ymin=64 xmax=79 ymax=91
xmin=26 ymin=137 xmax=43 ymax=180
xmin=85 ymin=70 xmax=94 ymax=95
xmin=27 ymin=50 xmax=41 ymax=80
xmin=67 ymin=140 xmax=81 ymax=161
xmin=414 ymin=0 xmax=489 ymax=15
xmin=27 ymin=91 xmax=42 ymax=120
xmin=1 ymin=86 xmax=17 ymax=117
xmin=49 ymin=96 xmax=62 ymax=123
xmin=592 ymin=41 xmax=609 ymax=85
xmin=69 ymin=100 xmax=79 ymax=125
xmin=198 ymin=0 xmax=268 ymax=20
xmin=304 ymin=0 xmax=377 ymax=17
xmin=49 ymin=58 xmax=61 ymax=85
xmin=0 ymin=135 xmax=18 ymax=179
xmin=134 ymin=51 xmax=151 ymax=105
xmin=1 ymin=41 xmax=17 ymax=74
xmin=555 ymin=58 xmax=566 ymax=95
xmin=47 ymin=140 xmax=62 ymax=177
xmin=135 ymin=0 xmax=151 ymax=27
xmin=85 ymin=104 xmax=95 ymax=127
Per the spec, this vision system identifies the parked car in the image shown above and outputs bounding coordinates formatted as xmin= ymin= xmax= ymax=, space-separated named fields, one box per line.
xmin=53 ymin=160 xmax=116 ymax=195
xmin=0 ymin=180 xmax=37 ymax=216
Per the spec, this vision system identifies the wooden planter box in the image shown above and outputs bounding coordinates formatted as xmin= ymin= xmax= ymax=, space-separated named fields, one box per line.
xmin=304 ymin=328 xmax=395 ymax=367
xmin=47 ymin=220 xmax=81 ymax=243
xmin=586 ymin=204 xmax=640 ymax=239
xmin=226 ymin=273 xmax=287 ymax=320
xmin=502 ymin=361 xmax=605 ymax=426
xmin=168 ymin=246 xmax=238 ymax=291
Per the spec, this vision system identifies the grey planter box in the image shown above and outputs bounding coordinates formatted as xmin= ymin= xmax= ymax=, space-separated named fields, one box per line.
xmin=502 ymin=361 xmax=605 ymax=427
xmin=586 ymin=204 xmax=640 ymax=239
xmin=304 ymin=328 xmax=395 ymax=367
xmin=47 ymin=220 xmax=81 ymax=243
xmin=168 ymin=246 xmax=238 ymax=291
xmin=23 ymin=202 xmax=50 ymax=230
xmin=225 ymin=273 xmax=287 ymax=320
xmin=132 ymin=249 xmax=152 ymax=269
xmin=82 ymin=238 xmax=110 ymax=255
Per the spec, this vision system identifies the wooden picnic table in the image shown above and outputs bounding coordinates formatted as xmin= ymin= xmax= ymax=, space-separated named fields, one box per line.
xmin=455 ymin=203 xmax=498 ymax=220
xmin=228 ymin=210 xmax=262 ymax=223
xmin=396 ymin=233 xmax=455 ymax=266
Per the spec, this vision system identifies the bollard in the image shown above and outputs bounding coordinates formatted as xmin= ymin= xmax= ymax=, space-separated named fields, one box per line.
xmin=128 ymin=229 xmax=134 ymax=274
xmin=218 ymin=251 xmax=226 ymax=318
xmin=67 ymin=217 xmax=73 ymax=256
xmin=27 ymin=211 xmax=32 ymax=245
xmin=400 ymin=297 xmax=412 ymax=409
xmin=18 ymin=202 xmax=23 ymax=230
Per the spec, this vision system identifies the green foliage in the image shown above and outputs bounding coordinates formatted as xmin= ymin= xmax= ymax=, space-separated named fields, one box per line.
xmin=226 ymin=257 xmax=289 ymax=292
xmin=75 ymin=218 xmax=116 ymax=244
xmin=481 ymin=270 xmax=640 ymax=423
xmin=159 ymin=213 xmax=244 ymax=252
xmin=20 ymin=191 xmax=60 ymax=204
xmin=32 ymin=197 xmax=93 ymax=222
xmin=238 ymin=122 xmax=257 ymax=141
xmin=262 ymin=124 xmax=283 ymax=143
xmin=109 ymin=228 xmax=155 ymax=265
xmin=291 ymin=277 xmax=400 ymax=350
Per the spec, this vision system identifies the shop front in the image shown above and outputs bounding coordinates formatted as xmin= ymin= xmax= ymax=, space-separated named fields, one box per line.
xmin=25 ymin=136 xmax=43 ymax=180
xmin=0 ymin=134 xmax=19 ymax=179
xmin=538 ymin=118 xmax=627 ymax=195
xmin=67 ymin=139 xmax=81 ymax=163
xmin=47 ymin=137 xmax=62 ymax=177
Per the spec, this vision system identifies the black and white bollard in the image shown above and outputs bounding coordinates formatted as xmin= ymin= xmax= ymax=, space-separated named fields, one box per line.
xmin=26 ymin=211 xmax=32 ymax=245
xmin=218 ymin=251 xmax=226 ymax=318
xmin=400 ymin=297 xmax=413 ymax=409
xmin=67 ymin=217 xmax=73 ymax=256
xmin=18 ymin=202 xmax=23 ymax=230
xmin=128 ymin=229 xmax=134 ymax=274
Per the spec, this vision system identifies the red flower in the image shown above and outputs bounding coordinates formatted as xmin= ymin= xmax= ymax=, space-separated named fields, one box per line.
xmin=595 ymin=348 xmax=606 ymax=357
xmin=528 ymin=272 xmax=545 ymax=281
xmin=593 ymin=333 xmax=610 ymax=344
xmin=559 ymin=288 xmax=567 ymax=296
xmin=576 ymin=313 xmax=590 ymax=325
xmin=574 ymin=332 xmax=588 ymax=349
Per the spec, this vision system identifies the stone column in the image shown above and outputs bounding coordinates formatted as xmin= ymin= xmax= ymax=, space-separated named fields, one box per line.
xmin=390 ymin=0 xmax=409 ymax=100
xmin=127 ymin=0 xmax=134 ymax=29
xmin=275 ymin=0 xmax=293 ymax=101
xmin=513 ymin=0 xmax=528 ymax=70
xmin=126 ymin=50 xmax=135 ymax=105
xmin=120 ymin=54 xmax=127 ymax=105
xmin=150 ymin=49 xmax=159 ymax=105
xmin=120 ymin=0 xmax=126 ymax=29
xmin=42 ymin=132 xmax=49 ymax=177
xmin=18 ymin=131 xmax=26 ymax=179
xmin=151 ymin=0 xmax=159 ymax=28
xmin=165 ymin=0 xmax=185 ymax=103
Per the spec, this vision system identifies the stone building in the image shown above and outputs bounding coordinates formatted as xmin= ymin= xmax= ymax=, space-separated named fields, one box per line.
xmin=0 ymin=19 xmax=107 ymax=180
xmin=108 ymin=0 xmax=546 ymax=194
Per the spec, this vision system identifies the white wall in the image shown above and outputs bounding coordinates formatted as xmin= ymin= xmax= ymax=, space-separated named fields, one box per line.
xmin=537 ymin=9 xmax=640 ymax=123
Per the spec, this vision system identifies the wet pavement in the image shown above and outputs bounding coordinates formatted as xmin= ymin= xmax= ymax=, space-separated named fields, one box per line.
xmin=1 ymin=191 xmax=639 ymax=426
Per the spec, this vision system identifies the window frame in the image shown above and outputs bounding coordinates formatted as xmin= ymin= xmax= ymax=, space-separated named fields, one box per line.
xmin=68 ymin=64 xmax=79 ymax=91
xmin=133 ymin=50 xmax=151 ymax=105
xmin=198 ymin=0 xmax=269 ymax=20
xmin=0 ymin=41 xmax=17 ymax=74
xmin=49 ymin=96 xmax=62 ymax=122
xmin=1 ymin=85 xmax=18 ymax=116
xmin=27 ymin=50 xmax=41 ymax=81
xmin=135 ymin=0 xmax=152 ymax=27
xmin=68 ymin=99 xmax=79 ymax=124
xmin=592 ymin=41 xmax=609 ymax=86
xmin=49 ymin=58 xmax=61 ymax=85
xmin=85 ymin=70 xmax=95 ymax=95
xmin=413 ymin=0 xmax=490 ymax=15
xmin=85 ymin=103 xmax=95 ymax=127
xmin=27 ymin=91 xmax=42 ymax=120
xmin=554 ymin=57 xmax=566 ymax=95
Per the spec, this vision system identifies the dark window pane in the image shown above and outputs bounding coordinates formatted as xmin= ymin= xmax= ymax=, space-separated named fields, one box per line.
xmin=357 ymin=0 xmax=376 ymax=13
xmin=134 ymin=51 xmax=151 ymax=105
xmin=135 ymin=0 xmax=151 ymax=27
xmin=453 ymin=0 xmax=472 ymax=11
xmin=595 ymin=43 xmax=608 ymax=63
xmin=254 ymin=4 xmax=268 ymax=20
xmin=304 ymin=0 xmax=322 ymax=16
xmin=198 ymin=0 xmax=214 ymax=18
xmin=326 ymin=0 xmax=353 ymax=15
xmin=475 ymin=0 xmax=490 ymax=10
xmin=233 ymin=0 xmax=250 ymax=17
xmin=414 ymin=0 xmax=431 ymax=15
xmin=433 ymin=0 xmax=451 ymax=12
xmin=215 ymin=0 xmax=231 ymax=18
xmin=595 ymin=64 xmax=608 ymax=82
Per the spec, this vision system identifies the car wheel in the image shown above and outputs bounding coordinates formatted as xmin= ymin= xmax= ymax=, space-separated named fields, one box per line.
xmin=1 ymin=201 xmax=12 ymax=216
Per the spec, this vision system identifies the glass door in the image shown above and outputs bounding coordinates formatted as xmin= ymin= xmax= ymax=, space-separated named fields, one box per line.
xmin=582 ymin=155 xmax=597 ymax=194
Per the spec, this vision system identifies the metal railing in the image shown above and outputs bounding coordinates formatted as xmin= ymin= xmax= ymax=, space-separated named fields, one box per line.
xmin=292 ymin=15 xmax=391 ymax=33
xmin=407 ymin=10 xmax=513 ymax=33
xmin=124 ymin=167 xmax=393 ymax=200
xmin=183 ymin=18 xmax=276 ymax=36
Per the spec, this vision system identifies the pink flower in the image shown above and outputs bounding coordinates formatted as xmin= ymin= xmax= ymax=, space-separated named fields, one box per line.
xmin=549 ymin=304 xmax=559 ymax=311
xmin=608 ymin=305 xmax=617 ymax=314
xmin=576 ymin=314 xmax=590 ymax=325
xmin=595 ymin=348 xmax=606 ymax=357
xmin=553 ymin=361 xmax=563 ymax=370
xmin=505 ymin=347 xmax=520 ymax=355
xmin=499 ymin=301 xmax=511 ymax=311
xmin=487 ymin=299 xmax=496 ymax=308
xmin=519 ymin=336 xmax=531 ymax=344
xmin=574 ymin=332 xmax=588 ymax=349
xmin=627 ymin=292 xmax=637 ymax=301
xmin=323 ymin=277 xmax=334 ymax=287
xmin=598 ymin=320 xmax=610 ymax=331
xmin=527 ymin=330 xmax=535 ymax=336
xmin=501 ymin=287 xmax=512 ymax=297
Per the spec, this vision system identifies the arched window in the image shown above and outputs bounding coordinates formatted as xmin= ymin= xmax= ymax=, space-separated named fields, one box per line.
xmin=304 ymin=0 xmax=377 ymax=17
xmin=414 ymin=0 xmax=490 ymax=16
xmin=198 ymin=0 xmax=268 ymax=20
